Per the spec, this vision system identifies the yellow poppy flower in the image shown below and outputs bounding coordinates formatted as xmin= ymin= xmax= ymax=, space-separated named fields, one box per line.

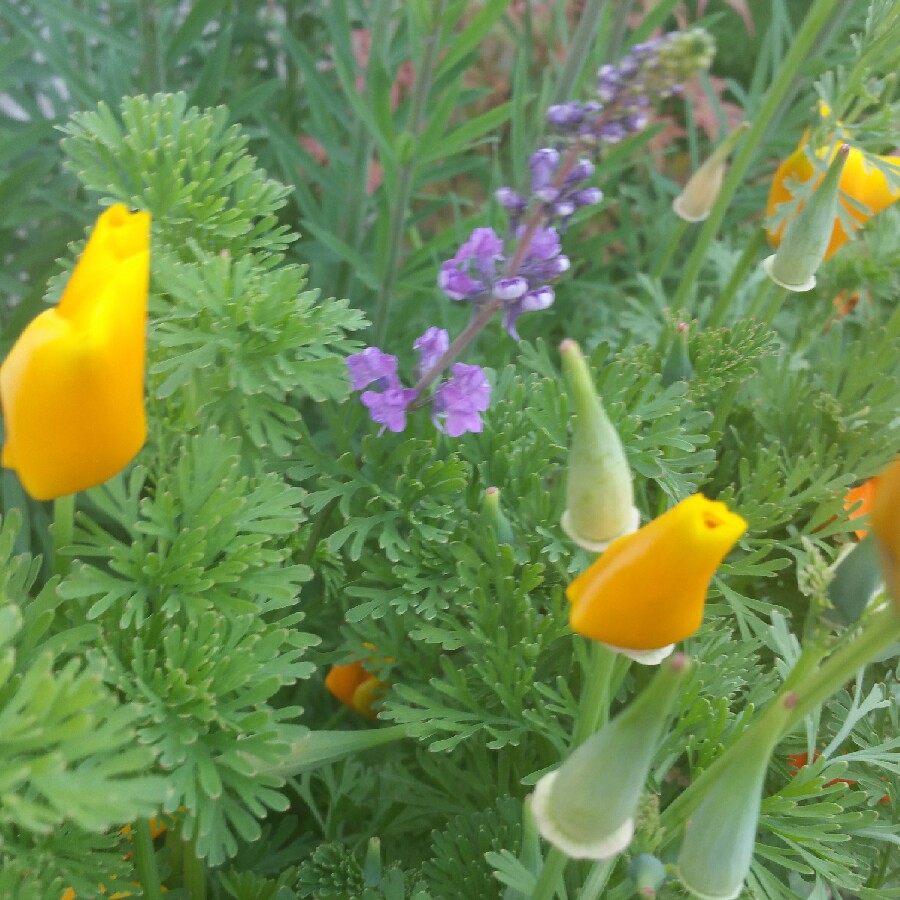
xmin=0 ymin=205 xmax=150 ymax=500
xmin=567 ymin=495 xmax=747 ymax=651
xmin=767 ymin=141 xmax=900 ymax=261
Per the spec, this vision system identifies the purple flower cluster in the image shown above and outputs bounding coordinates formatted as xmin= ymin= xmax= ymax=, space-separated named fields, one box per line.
xmin=497 ymin=149 xmax=603 ymax=232
xmin=347 ymin=328 xmax=490 ymax=436
xmin=546 ymin=28 xmax=715 ymax=148
xmin=438 ymin=220 xmax=571 ymax=339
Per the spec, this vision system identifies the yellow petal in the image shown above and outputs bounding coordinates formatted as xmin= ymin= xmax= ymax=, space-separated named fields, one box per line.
xmin=568 ymin=495 xmax=747 ymax=650
xmin=0 ymin=206 xmax=149 ymax=500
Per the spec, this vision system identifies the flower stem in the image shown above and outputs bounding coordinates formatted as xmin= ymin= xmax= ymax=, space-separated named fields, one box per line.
xmin=651 ymin=218 xmax=689 ymax=280
xmin=372 ymin=0 xmax=447 ymax=344
xmin=137 ymin=0 xmax=165 ymax=94
xmin=705 ymin=227 xmax=767 ymax=328
xmin=529 ymin=845 xmax=568 ymax=900
xmin=572 ymin=641 xmax=619 ymax=746
xmin=133 ymin=818 xmax=165 ymax=900
xmin=578 ymin=857 xmax=617 ymax=900
xmin=671 ymin=0 xmax=842 ymax=313
xmin=52 ymin=493 xmax=75 ymax=579
xmin=182 ymin=835 xmax=207 ymax=900
xmin=659 ymin=604 xmax=900 ymax=843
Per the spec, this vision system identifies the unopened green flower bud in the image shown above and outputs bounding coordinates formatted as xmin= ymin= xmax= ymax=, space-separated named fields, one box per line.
xmin=629 ymin=853 xmax=668 ymax=898
xmin=532 ymin=654 xmax=691 ymax=860
xmin=762 ymin=145 xmax=850 ymax=292
xmin=661 ymin=322 xmax=693 ymax=386
xmin=483 ymin=486 xmax=515 ymax=545
xmin=673 ymin=123 xmax=749 ymax=222
xmin=827 ymin=533 xmax=882 ymax=625
xmin=677 ymin=727 xmax=775 ymax=900
xmin=658 ymin=28 xmax=716 ymax=81
xmin=560 ymin=339 xmax=638 ymax=552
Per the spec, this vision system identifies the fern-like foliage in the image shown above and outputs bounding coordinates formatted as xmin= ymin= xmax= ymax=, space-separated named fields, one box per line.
xmin=60 ymin=92 xmax=296 ymax=263
xmin=57 ymin=432 xmax=318 ymax=865
xmin=151 ymin=248 xmax=366 ymax=455
xmin=0 ymin=511 xmax=167 ymax=894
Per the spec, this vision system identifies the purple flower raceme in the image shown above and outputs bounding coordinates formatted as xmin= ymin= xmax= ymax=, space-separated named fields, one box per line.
xmin=347 ymin=328 xmax=491 ymax=436
xmin=545 ymin=28 xmax=714 ymax=149
xmin=437 ymin=222 xmax=571 ymax=339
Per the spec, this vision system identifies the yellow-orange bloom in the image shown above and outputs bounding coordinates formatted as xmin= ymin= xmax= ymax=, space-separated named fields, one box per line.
xmin=325 ymin=659 xmax=385 ymax=719
xmin=567 ymin=495 xmax=747 ymax=651
xmin=872 ymin=459 xmax=900 ymax=600
xmin=767 ymin=142 xmax=900 ymax=261
xmin=844 ymin=478 xmax=878 ymax=540
xmin=0 ymin=204 xmax=150 ymax=500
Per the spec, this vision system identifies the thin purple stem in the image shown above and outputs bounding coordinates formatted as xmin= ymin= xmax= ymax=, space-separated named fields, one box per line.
xmin=412 ymin=146 xmax=583 ymax=397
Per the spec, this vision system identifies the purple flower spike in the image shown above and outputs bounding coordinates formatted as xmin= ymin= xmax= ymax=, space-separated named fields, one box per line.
xmin=432 ymin=363 xmax=491 ymax=437
xmin=414 ymin=327 xmax=449 ymax=375
xmin=361 ymin=385 xmax=418 ymax=433
xmin=439 ymin=227 xmax=506 ymax=302
xmin=347 ymin=347 xmax=399 ymax=391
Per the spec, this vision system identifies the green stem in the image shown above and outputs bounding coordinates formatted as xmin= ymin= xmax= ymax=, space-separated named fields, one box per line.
xmin=550 ymin=0 xmax=609 ymax=107
xmin=760 ymin=285 xmax=789 ymax=327
xmin=52 ymin=493 xmax=75 ymax=579
xmin=660 ymin=604 xmax=900 ymax=842
xmin=651 ymin=218 xmax=689 ymax=281
xmin=529 ymin=846 xmax=567 ymax=900
xmin=707 ymin=379 xmax=740 ymax=437
xmin=183 ymin=836 xmax=207 ymax=900
xmin=745 ymin=278 xmax=774 ymax=320
xmin=705 ymin=228 xmax=767 ymax=328
xmin=372 ymin=0 xmax=447 ymax=343
xmin=137 ymin=0 xmax=165 ymax=94
xmin=579 ymin=857 xmax=617 ymax=900
xmin=572 ymin=642 xmax=618 ymax=746
xmin=785 ymin=604 xmax=900 ymax=726
xmin=133 ymin=818 xmax=165 ymax=900
xmin=671 ymin=0 xmax=842 ymax=313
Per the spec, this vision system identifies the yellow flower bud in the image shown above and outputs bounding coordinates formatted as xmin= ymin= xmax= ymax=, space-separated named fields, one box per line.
xmin=1 ymin=205 xmax=150 ymax=500
xmin=673 ymin=123 xmax=749 ymax=223
xmin=567 ymin=495 xmax=747 ymax=652
xmin=872 ymin=458 xmax=900 ymax=601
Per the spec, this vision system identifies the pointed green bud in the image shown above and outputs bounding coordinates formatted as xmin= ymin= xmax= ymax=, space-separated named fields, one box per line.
xmin=628 ymin=853 xmax=668 ymax=898
xmin=677 ymin=727 xmax=775 ymax=900
xmin=363 ymin=836 xmax=383 ymax=888
xmin=483 ymin=486 xmax=515 ymax=545
xmin=661 ymin=322 xmax=693 ymax=386
xmin=503 ymin=797 xmax=542 ymax=900
xmin=560 ymin=340 xmax=638 ymax=552
xmin=673 ymin=123 xmax=749 ymax=222
xmin=762 ymin=145 xmax=850 ymax=292
xmin=827 ymin=533 xmax=882 ymax=625
xmin=532 ymin=654 xmax=691 ymax=859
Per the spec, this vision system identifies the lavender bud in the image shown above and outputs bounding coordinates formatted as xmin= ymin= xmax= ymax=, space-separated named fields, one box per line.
xmin=551 ymin=201 xmax=576 ymax=219
xmin=572 ymin=187 xmax=603 ymax=207
xmin=495 ymin=187 xmax=527 ymax=211
xmin=547 ymin=102 xmax=585 ymax=129
xmin=597 ymin=121 xmax=628 ymax=144
xmin=530 ymin=148 xmax=561 ymax=191
xmin=536 ymin=187 xmax=560 ymax=203
xmin=566 ymin=159 xmax=595 ymax=184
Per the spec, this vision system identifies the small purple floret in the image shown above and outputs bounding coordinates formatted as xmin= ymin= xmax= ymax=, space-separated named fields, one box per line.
xmin=414 ymin=327 xmax=449 ymax=375
xmin=432 ymin=363 xmax=491 ymax=437
xmin=347 ymin=347 xmax=398 ymax=391
xmin=361 ymin=385 xmax=418 ymax=433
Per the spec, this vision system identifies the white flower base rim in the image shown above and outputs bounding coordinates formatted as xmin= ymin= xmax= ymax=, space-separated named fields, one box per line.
xmin=531 ymin=771 xmax=634 ymax=860
xmin=761 ymin=254 xmax=816 ymax=293
xmin=602 ymin=642 xmax=675 ymax=666
xmin=561 ymin=505 xmax=641 ymax=553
